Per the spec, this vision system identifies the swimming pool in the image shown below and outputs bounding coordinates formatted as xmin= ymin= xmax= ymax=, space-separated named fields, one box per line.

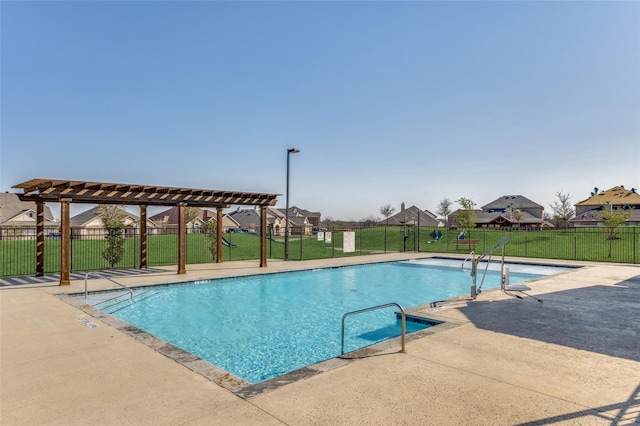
xmin=86 ymin=259 xmax=568 ymax=384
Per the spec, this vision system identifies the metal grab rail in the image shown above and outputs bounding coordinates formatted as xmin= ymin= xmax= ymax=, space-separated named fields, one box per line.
xmin=341 ymin=303 xmax=406 ymax=355
xmin=84 ymin=271 xmax=134 ymax=302
xmin=462 ymin=251 xmax=475 ymax=270
xmin=478 ymin=234 xmax=511 ymax=262
xmin=471 ymin=234 xmax=511 ymax=298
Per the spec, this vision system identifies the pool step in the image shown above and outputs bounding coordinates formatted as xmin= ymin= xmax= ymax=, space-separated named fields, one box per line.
xmin=357 ymin=315 xmax=441 ymax=343
xmin=93 ymin=289 xmax=159 ymax=314
xmin=398 ymin=314 xmax=442 ymax=327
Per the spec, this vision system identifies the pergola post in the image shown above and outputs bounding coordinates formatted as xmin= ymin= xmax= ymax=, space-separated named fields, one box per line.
xmin=177 ymin=203 xmax=186 ymax=274
xmin=139 ymin=205 xmax=147 ymax=269
xmin=60 ymin=198 xmax=71 ymax=285
xmin=12 ymin=179 xmax=280 ymax=277
xmin=260 ymin=206 xmax=267 ymax=267
xmin=216 ymin=207 xmax=223 ymax=263
xmin=36 ymin=202 xmax=45 ymax=276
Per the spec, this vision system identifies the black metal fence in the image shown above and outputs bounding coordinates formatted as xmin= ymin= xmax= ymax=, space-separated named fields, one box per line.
xmin=1 ymin=226 xmax=638 ymax=277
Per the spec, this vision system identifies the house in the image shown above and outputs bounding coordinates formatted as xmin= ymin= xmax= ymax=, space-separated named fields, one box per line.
xmin=0 ymin=193 xmax=58 ymax=239
xmin=223 ymin=206 xmax=321 ymax=235
xmin=286 ymin=214 xmax=312 ymax=236
xmin=149 ymin=206 xmax=205 ymax=233
xmin=279 ymin=206 xmax=321 ymax=228
xmin=226 ymin=208 xmax=261 ymax=232
xmin=478 ymin=195 xmax=545 ymax=230
xmin=149 ymin=206 xmax=239 ymax=233
xmin=70 ymin=206 xmax=147 ymax=238
xmin=383 ymin=204 xmax=442 ymax=227
xmin=277 ymin=206 xmax=321 ymax=235
xmin=227 ymin=206 xmax=315 ymax=235
xmin=449 ymin=195 xmax=546 ymax=230
xmin=265 ymin=206 xmax=288 ymax=235
xmin=448 ymin=209 xmax=483 ymax=229
xmin=570 ymin=186 xmax=640 ymax=227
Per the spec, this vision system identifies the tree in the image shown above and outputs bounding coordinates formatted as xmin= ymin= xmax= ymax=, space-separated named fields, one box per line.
xmin=379 ymin=204 xmax=396 ymax=225
xmin=99 ymin=205 xmax=127 ymax=268
xmin=436 ymin=198 xmax=452 ymax=228
xmin=358 ymin=215 xmax=379 ymax=226
xmin=455 ymin=197 xmax=478 ymax=236
xmin=185 ymin=207 xmax=201 ymax=232
xmin=512 ymin=209 xmax=524 ymax=228
xmin=203 ymin=220 xmax=217 ymax=261
xmin=549 ymin=191 xmax=574 ymax=229
xmin=597 ymin=206 xmax=631 ymax=258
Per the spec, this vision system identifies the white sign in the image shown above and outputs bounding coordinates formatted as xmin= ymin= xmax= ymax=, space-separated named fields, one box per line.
xmin=317 ymin=231 xmax=324 ymax=241
xmin=343 ymin=231 xmax=355 ymax=253
xmin=325 ymin=231 xmax=332 ymax=243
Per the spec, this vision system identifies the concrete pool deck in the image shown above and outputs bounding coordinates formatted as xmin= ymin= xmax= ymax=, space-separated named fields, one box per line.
xmin=1 ymin=254 xmax=639 ymax=425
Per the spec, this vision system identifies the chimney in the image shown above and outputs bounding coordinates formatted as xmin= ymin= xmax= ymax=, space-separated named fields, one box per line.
xmin=401 ymin=202 xmax=405 ymax=211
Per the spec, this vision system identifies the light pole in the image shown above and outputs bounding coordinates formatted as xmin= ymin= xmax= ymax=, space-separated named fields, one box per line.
xmin=284 ymin=148 xmax=300 ymax=260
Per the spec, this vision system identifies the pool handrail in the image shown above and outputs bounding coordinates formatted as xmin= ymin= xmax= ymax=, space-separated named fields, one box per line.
xmin=341 ymin=302 xmax=406 ymax=355
xmin=471 ymin=234 xmax=511 ymax=298
xmin=462 ymin=251 xmax=475 ymax=270
xmin=84 ymin=271 xmax=134 ymax=302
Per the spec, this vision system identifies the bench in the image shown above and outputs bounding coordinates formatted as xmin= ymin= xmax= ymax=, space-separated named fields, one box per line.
xmin=454 ymin=239 xmax=478 ymax=250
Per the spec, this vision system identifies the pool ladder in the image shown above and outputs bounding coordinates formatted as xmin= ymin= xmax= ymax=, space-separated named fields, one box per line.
xmin=341 ymin=303 xmax=406 ymax=355
xmin=84 ymin=271 xmax=134 ymax=302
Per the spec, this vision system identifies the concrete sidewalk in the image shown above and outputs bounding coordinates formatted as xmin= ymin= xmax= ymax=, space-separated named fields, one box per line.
xmin=1 ymin=255 xmax=639 ymax=425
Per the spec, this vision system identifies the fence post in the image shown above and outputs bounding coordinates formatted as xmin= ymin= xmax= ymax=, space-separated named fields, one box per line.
xmin=299 ymin=228 xmax=303 ymax=260
xmin=634 ymin=227 xmax=637 ymax=264
xmin=332 ymin=228 xmax=335 ymax=257
xmin=384 ymin=226 xmax=387 ymax=253
xmin=140 ymin=205 xmax=148 ymax=269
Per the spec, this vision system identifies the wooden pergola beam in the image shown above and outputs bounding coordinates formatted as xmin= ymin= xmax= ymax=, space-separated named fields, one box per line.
xmin=12 ymin=178 xmax=280 ymax=284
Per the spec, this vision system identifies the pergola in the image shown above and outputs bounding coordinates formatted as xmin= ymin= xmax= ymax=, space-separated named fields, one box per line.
xmin=12 ymin=178 xmax=279 ymax=285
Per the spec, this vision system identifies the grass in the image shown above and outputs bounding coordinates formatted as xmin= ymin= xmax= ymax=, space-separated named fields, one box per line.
xmin=1 ymin=227 xmax=638 ymax=277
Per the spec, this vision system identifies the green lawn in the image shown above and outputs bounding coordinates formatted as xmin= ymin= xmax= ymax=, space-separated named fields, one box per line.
xmin=1 ymin=227 xmax=638 ymax=277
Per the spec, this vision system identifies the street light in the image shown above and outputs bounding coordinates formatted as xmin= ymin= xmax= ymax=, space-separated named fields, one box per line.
xmin=284 ymin=148 xmax=300 ymax=260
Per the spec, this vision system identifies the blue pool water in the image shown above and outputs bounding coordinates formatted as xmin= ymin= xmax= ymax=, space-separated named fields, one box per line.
xmin=95 ymin=259 xmax=561 ymax=384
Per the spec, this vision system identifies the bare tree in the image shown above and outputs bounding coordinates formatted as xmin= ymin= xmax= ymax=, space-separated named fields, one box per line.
xmin=185 ymin=207 xmax=201 ymax=231
xmin=359 ymin=215 xmax=379 ymax=226
xmin=549 ymin=191 xmax=574 ymax=229
xmin=436 ymin=198 xmax=452 ymax=228
xmin=379 ymin=204 xmax=396 ymax=226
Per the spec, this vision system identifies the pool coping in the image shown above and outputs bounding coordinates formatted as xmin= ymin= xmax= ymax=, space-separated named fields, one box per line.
xmin=60 ymin=291 xmax=460 ymax=398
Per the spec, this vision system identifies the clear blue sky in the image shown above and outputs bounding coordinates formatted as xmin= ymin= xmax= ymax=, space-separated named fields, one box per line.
xmin=2 ymin=1 xmax=638 ymax=220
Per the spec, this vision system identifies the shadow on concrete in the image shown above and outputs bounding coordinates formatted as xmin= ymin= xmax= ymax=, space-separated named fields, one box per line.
xmin=458 ymin=275 xmax=640 ymax=362
xmin=516 ymin=382 xmax=640 ymax=425
xmin=459 ymin=275 xmax=640 ymax=424
xmin=0 ymin=267 xmax=168 ymax=287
